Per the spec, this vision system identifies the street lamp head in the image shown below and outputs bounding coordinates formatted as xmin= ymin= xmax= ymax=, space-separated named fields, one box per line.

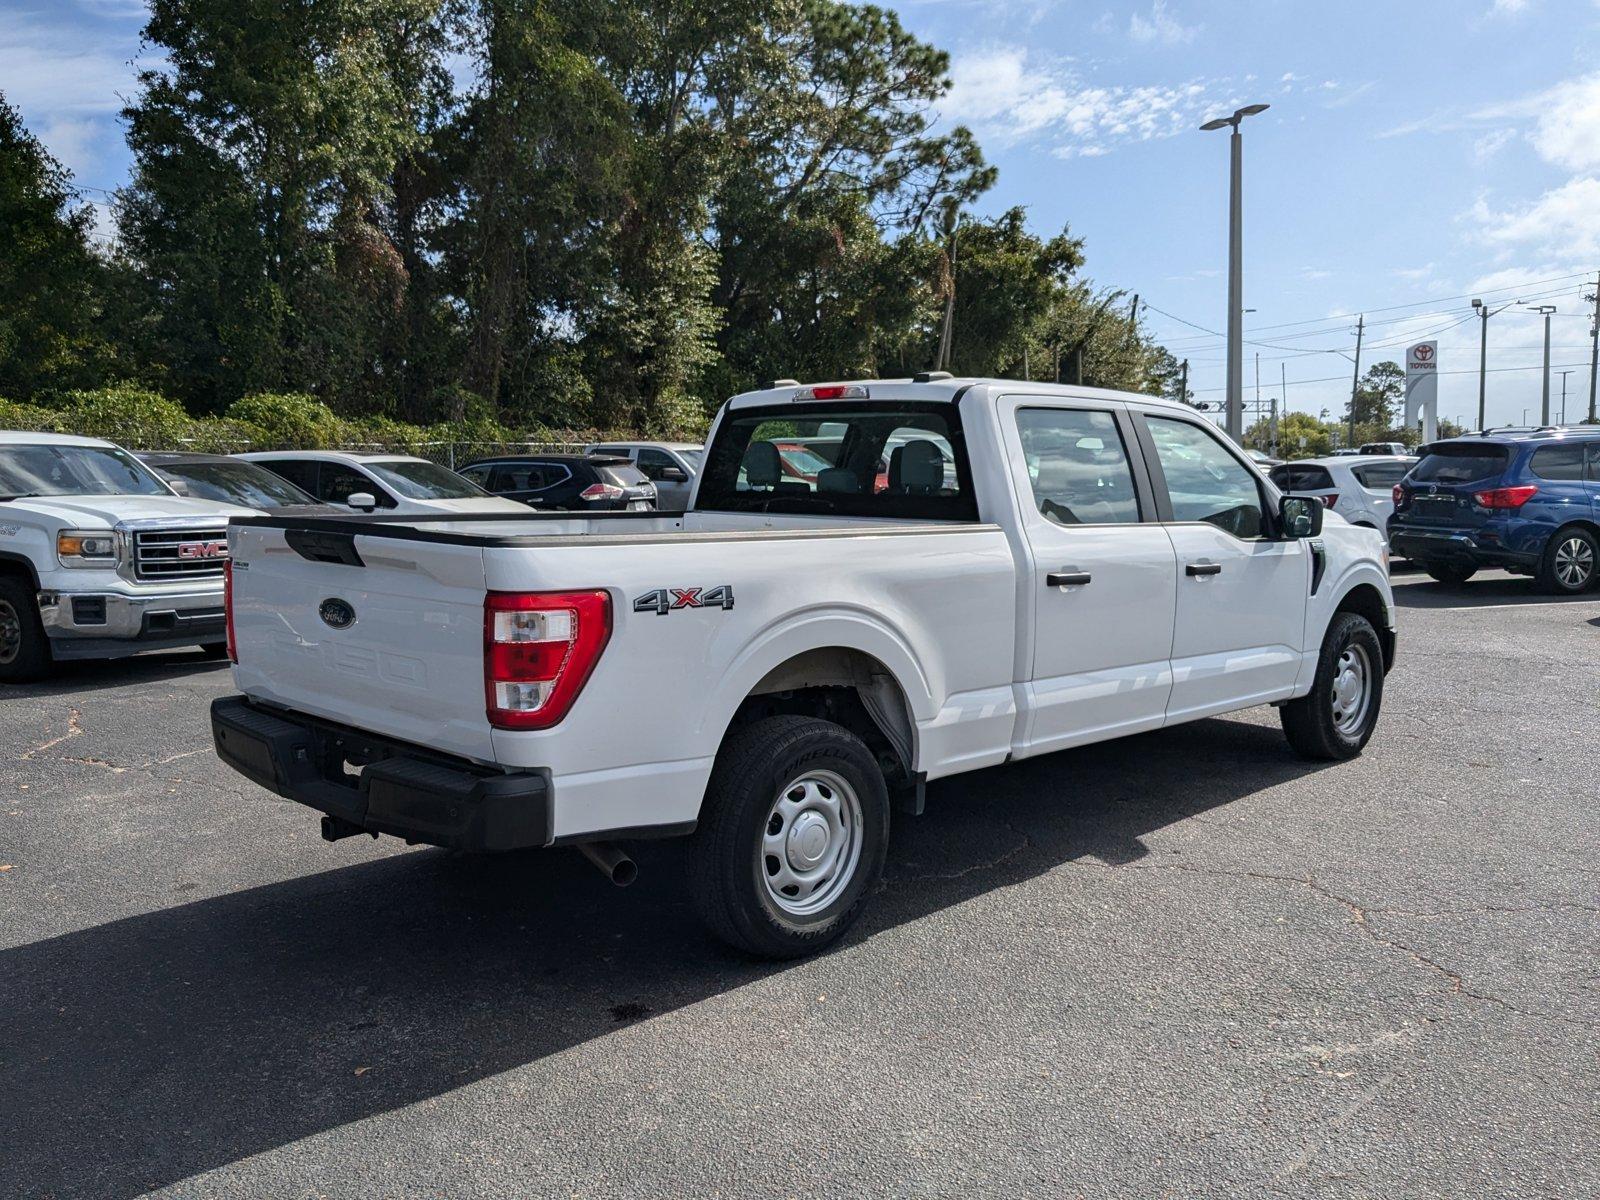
xmin=1235 ymin=103 xmax=1271 ymax=118
xmin=1199 ymin=117 xmax=1233 ymax=131
xmin=1534 ymin=305 xmax=1557 ymax=315
xmin=1471 ymin=298 xmax=1483 ymax=309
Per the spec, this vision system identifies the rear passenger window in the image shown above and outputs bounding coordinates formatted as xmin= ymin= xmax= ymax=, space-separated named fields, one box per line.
xmin=1146 ymin=417 xmax=1264 ymax=538
xmin=1530 ymin=445 xmax=1586 ymax=481
xmin=321 ymin=465 xmax=395 ymax=507
xmin=1015 ymin=408 xmax=1140 ymax=526
xmin=1351 ymin=463 xmax=1409 ymax=489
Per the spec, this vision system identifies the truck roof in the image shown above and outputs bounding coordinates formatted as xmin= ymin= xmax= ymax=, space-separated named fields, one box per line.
xmin=0 ymin=430 xmax=117 ymax=448
xmin=725 ymin=377 xmax=1194 ymax=412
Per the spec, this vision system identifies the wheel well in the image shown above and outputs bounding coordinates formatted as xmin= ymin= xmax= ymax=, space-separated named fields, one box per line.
xmin=0 ymin=554 xmax=39 ymax=590
xmin=1335 ymin=583 xmax=1393 ymax=670
xmin=725 ymin=648 xmax=916 ymax=789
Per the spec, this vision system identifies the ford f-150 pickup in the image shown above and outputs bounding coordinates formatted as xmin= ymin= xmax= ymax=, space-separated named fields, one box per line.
xmin=212 ymin=376 xmax=1396 ymax=957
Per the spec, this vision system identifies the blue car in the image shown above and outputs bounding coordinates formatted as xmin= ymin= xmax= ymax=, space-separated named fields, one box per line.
xmin=1388 ymin=430 xmax=1600 ymax=593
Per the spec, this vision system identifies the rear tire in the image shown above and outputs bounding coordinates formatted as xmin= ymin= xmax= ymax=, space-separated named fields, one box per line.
xmin=1535 ymin=526 xmax=1598 ymax=595
xmin=1423 ymin=563 xmax=1476 ymax=585
xmin=0 ymin=575 xmax=52 ymax=684
xmin=689 ymin=715 xmax=890 ymax=959
xmin=1281 ymin=612 xmax=1384 ymax=761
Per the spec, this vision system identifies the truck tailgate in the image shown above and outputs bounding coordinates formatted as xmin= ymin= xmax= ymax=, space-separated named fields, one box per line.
xmin=228 ymin=523 xmax=495 ymax=761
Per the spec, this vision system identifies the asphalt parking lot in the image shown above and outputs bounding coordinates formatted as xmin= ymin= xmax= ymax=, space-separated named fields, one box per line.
xmin=2 ymin=568 xmax=1596 ymax=1199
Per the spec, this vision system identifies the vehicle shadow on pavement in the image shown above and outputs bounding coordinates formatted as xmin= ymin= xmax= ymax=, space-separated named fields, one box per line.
xmin=0 ymin=649 xmax=230 ymax=699
xmin=0 ymin=717 xmax=1330 ymax=1199
xmin=1389 ymin=577 xmax=1599 ymax=609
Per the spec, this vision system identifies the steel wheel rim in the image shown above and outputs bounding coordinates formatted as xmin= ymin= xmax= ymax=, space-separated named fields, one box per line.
xmin=0 ymin=599 xmax=20 ymax=666
xmin=1330 ymin=642 xmax=1372 ymax=738
xmin=1554 ymin=537 xmax=1593 ymax=588
xmin=760 ymin=768 xmax=863 ymax=918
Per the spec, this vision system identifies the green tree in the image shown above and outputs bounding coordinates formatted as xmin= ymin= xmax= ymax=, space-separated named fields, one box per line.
xmin=1345 ymin=360 xmax=1404 ymax=434
xmin=119 ymin=0 xmax=447 ymax=410
xmin=0 ymin=94 xmax=120 ymax=399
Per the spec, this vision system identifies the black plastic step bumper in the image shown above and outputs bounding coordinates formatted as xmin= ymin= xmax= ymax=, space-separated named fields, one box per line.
xmin=211 ymin=696 xmax=550 ymax=852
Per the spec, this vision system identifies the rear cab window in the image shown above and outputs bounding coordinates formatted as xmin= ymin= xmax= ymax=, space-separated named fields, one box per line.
xmin=1412 ymin=444 xmax=1509 ymax=484
xmin=697 ymin=402 xmax=977 ymax=521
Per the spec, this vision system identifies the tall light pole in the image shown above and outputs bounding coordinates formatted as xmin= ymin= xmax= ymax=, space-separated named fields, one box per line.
xmin=1523 ymin=303 xmax=1557 ymax=424
xmin=1470 ymin=297 xmax=1517 ymax=430
xmin=1557 ymin=369 xmax=1574 ymax=424
xmin=1200 ymin=102 xmax=1270 ymax=442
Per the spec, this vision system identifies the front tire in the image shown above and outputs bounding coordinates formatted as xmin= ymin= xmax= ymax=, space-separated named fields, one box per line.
xmin=689 ymin=715 xmax=890 ymax=959
xmin=1536 ymin=526 xmax=1598 ymax=595
xmin=0 ymin=576 xmax=52 ymax=684
xmin=1280 ymin=612 xmax=1384 ymax=761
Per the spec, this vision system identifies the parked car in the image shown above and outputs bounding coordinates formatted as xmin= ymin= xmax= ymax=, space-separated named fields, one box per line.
xmin=212 ymin=376 xmax=1393 ymax=958
xmin=0 ymin=432 xmax=256 ymax=679
xmin=584 ymin=441 xmax=701 ymax=510
xmin=1360 ymin=442 xmax=1409 ymax=457
xmin=237 ymin=451 xmax=532 ymax=517
xmin=459 ymin=455 xmax=657 ymax=511
xmin=1269 ymin=455 xmax=1416 ymax=540
xmin=137 ymin=451 xmax=338 ymax=514
xmin=1388 ymin=431 xmax=1600 ymax=592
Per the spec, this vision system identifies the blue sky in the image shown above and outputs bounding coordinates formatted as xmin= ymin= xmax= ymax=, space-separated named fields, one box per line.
xmin=5 ymin=0 xmax=1600 ymax=428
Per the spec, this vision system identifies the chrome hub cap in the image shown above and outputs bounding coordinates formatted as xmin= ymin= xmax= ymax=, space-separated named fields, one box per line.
xmin=1330 ymin=643 xmax=1372 ymax=737
xmin=1554 ymin=537 xmax=1593 ymax=589
xmin=0 ymin=599 xmax=20 ymax=666
xmin=760 ymin=769 xmax=863 ymax=917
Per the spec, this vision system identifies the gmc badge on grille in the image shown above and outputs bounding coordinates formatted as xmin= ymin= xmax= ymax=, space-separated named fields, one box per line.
xmin=177 ymin=540 xmax=228 ymax=559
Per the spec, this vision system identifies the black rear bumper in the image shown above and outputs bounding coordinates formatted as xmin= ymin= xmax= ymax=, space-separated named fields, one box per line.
xmin=1388 ymin=528 xmax=1537 ymax=571
xmin=211 ymin=696 xmax=550 ymax=852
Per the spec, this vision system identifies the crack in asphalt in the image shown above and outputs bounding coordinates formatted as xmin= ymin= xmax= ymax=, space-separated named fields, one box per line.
xmin=18 ymin=708 xmax=83 ymax=759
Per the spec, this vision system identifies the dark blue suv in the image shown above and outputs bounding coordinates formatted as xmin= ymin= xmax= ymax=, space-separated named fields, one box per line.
xmin=1388 ymin=431 xmax=1600 ymax=593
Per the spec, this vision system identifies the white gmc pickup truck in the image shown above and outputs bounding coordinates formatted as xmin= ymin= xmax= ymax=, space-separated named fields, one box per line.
xmin=212 ymin=377 xmax=1395 ymax=957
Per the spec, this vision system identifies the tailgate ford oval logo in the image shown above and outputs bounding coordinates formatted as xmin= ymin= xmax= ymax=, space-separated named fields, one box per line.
xmin=319 ymin=598 xmax=356 ymax=630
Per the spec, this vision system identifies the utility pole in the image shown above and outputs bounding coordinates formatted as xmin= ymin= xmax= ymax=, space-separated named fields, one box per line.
xmin=1558 ymin=369 xmax=1574 ymax=424
xmin=1126 ymin=293 xmax=1140 ymax=348
xmin=1269 ymin=397 xmax=1279 ymax=458
xmin=1527 ymin=304 xmax=1556 ymax=424
xmin=1473 ymin=299 xmax=1490 ymax=430
xmin=1347 ymin=314 xmax=1364 ymax=449
xmin=1254 ymin=351 xmax=1261 ymax=439
xmin=1588 ymin=272 xmax=1600 ymax=424
xmin=1179 ymin=358 xmax=1189 ymax=405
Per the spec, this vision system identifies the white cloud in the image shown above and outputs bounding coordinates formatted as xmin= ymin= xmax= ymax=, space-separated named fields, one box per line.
xmin=1488 ymin=0 xmax=1532 ymax=14
xmin=1128 ymin=1 xmax=1199 ymax=45
xmin=942 ymin=46 xmax=1233 ymax=157
xmin=1473 ymin=128 xmax=1516 ymax=161
xmin=1472 ymin=178 xmax=1600 ymax=259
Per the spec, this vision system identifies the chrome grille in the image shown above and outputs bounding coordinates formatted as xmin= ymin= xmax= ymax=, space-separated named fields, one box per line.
xmin=132 ymin=528 xmax=230 ymax=581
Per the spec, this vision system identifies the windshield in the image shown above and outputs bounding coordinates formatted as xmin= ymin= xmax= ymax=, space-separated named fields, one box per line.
xmin=154 ymin=460 xmax=317 ymax=508
xmin=1412 ymin=444 xmax=1509 ymax=484
xmin=364 ymin=459 xmax=490 ymax=500
xmin=0 ymin=444 xmax=170 ymax=499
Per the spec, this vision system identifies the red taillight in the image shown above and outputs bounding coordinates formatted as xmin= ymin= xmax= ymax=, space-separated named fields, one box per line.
xmin=484 ymin=591 xmax=610 ymax=730
xmin=579 ymin=482 xmax=624 ymax=501
xmin=1392 ymin=483 xmax=1405 ymax=508
xmin=1320 ymin=493 xmax=1339 ymax=509
xmin=223 ymin=558 xmax=238 ymax=663
xmin=1472 ymin=484 xmax=1538 ymax=508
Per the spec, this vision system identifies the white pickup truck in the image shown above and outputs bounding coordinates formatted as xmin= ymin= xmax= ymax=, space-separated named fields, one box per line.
xmin=1 ymin=432 xmax=256 ymax=680
xmin=212 ymin=377 xmax=1395 ymax=957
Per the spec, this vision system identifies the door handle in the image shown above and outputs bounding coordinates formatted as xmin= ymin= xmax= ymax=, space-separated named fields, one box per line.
xmin=1047 ymin=571 xmax=1093 ymax=587
xmin=1186 ymin=562 xmax=1222 ymax=577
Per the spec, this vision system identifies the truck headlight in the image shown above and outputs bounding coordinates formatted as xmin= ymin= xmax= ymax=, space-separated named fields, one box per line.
xmin=57 ymin=531 xmax=117 ymax=566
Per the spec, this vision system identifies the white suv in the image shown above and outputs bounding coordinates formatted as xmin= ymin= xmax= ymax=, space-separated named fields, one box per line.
xmin=0 ymin=432 xmax=256 ymax=680
xmin=237 ymin=451 xmax=533 ymax=517
xmin=1269 ymin=455 xmax=1416 ymax=539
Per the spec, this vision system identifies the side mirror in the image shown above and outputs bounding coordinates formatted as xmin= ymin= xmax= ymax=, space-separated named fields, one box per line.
xmin=346 ymin=492 xmax=378 ymax=512
xmin=167 ymin=478 xmax=191 ymax=497
xmin=1279 ymin=494 xmax=1323 ymax=539
xmin=659 ymin=467 xmax=687 ymax=483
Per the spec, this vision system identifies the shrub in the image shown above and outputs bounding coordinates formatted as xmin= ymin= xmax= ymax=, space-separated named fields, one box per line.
xmin=57 ymin=386 xmax=193 ymax=449
xmin=225 ymin=392 xmax=341 ymax=449
xmin=0 ymin=398 xmax=66 ymax=433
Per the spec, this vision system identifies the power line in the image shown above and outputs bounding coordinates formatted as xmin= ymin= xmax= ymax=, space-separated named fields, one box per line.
xmin=1187 ymin=359 xmax=1598 ymax=395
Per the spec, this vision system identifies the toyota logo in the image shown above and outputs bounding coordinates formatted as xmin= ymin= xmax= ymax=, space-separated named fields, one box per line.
xmin=319 ymin=598 xmax=356 ymax=630
xmin=1412 ymin=344 xmax=1435 ymax=363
